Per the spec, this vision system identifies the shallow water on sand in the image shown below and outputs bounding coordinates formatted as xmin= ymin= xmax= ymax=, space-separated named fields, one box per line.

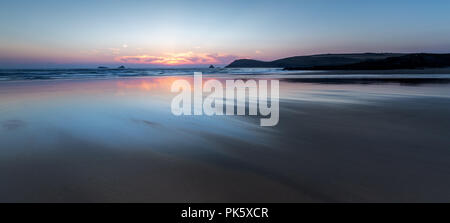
xmin=1 ymin=75 xmax=450 ymax=202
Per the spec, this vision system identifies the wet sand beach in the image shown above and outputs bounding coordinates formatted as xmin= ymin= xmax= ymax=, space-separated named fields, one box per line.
xmin=1 ymin=75 xmax=450 ymax=202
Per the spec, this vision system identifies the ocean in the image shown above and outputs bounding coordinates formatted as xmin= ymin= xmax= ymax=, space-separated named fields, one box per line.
xmin=0 ymin=68 xmax=297 ymax=81
xmin=2 ymin=68 xmax=450 ymax=82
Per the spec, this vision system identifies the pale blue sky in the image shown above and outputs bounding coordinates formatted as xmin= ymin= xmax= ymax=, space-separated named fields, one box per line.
xmin=1 ymin=0 xmax=449 ymax=67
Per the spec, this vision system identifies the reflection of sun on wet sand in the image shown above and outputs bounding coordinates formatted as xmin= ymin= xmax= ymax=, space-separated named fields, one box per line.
xmin=1 ymin=75 xmax=450 ymax=202
xmin=117 ymin=76 xmax=182 ymax=92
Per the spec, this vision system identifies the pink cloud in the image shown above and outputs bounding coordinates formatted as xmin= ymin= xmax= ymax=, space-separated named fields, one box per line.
xmin=116 ymin=52 xmax=238 ymax=65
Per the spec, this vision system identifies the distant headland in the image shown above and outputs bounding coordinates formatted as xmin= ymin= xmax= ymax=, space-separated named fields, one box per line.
xmin=226 ymin=53 xmax=450 ymax=70
xmin=97 ymin=65 xmax=126 ymax=69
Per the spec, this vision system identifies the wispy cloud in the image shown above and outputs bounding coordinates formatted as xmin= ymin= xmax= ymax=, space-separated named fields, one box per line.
xmin=115 ymin=52 xmax=238 ymax=65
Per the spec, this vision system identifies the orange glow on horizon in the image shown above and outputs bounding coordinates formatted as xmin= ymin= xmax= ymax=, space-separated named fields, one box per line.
xmin=115 ymin=51 xmax=237 ymax=66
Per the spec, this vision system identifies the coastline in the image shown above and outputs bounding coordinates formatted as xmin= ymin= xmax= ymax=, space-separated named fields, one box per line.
xmin=1 ymin=75 xmax=450 ymax=202
xmin=287 ymin=67 xmax=450 ymax=75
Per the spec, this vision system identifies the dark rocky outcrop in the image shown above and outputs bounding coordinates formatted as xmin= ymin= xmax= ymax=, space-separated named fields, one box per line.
xmin=285 ymin=54 xmax=450 ymax=70
xmin=226 ymin=53 xmax=403 ymax=68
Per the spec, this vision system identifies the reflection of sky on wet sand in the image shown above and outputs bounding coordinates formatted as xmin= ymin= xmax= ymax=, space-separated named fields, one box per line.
xmin=0 ymin=77 xmax=271 ymax=155
xmin=2 ymin=76 xmax=450 ymax=202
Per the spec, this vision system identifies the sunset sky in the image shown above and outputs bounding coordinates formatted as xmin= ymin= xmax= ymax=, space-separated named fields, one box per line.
xmin=1 ymin=0 xmax=450 ymax=68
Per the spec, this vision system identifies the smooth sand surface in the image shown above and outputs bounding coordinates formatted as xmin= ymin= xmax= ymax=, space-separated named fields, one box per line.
xmin=1 ymin=76 xmax=450 ymax=202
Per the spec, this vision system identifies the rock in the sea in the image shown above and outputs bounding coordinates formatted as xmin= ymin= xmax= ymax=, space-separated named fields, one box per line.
xmin=209 ymin=65 xmax=215 ymax=69
xmin=117 ymin=65 xmax=126 ymax=69
xmin=97 ymin=66 xmax=108 ymax=69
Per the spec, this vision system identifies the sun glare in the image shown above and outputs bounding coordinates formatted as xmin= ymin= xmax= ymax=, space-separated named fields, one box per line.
xmin=115 ymin=52 xmax=235 ymax=66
